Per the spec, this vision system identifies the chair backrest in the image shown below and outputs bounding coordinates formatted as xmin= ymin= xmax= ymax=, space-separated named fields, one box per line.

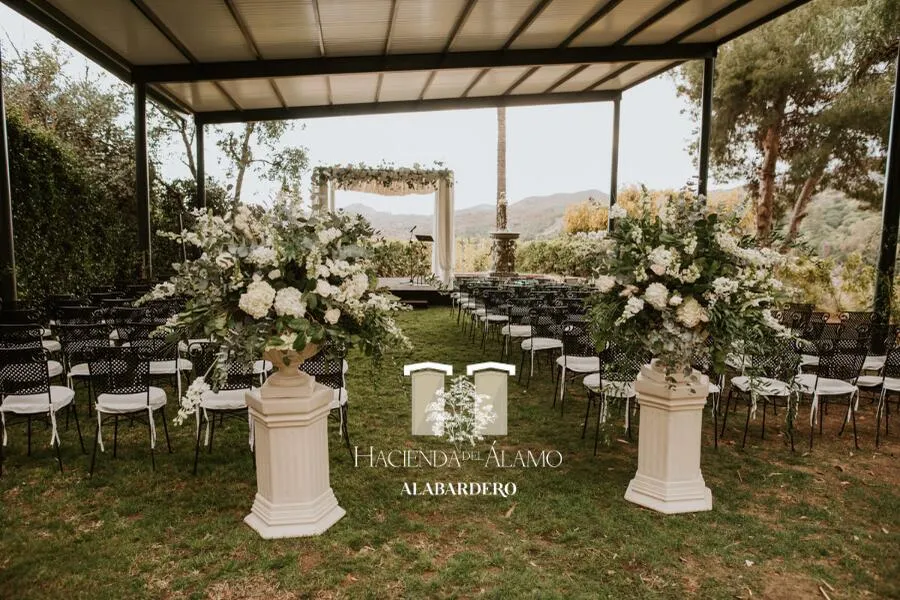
xmin=0 ymin=309 xmax=41 ymax=325
xmin=802 ymin=312 xmax=830 ymax=340
xmin=88 ymin=346 xmax=150 ymax=396
xmin=57 ymin=323 xmax=114 ymax=361
xmin=187 ymin=342 xmax=255 ymax=391
xmin=840 ymin=311 xmax=874 ymax=330
xmin=599 ymin=341 xmax=647 ymax=383
xmin=562 ymin=322 xmax=594 ymax=359
xmin=57 ymin=305 xmax=103 ymax=324
xmin=816 ymin=336 xmax=868 ymax=382
xmin=0 ymin=348 xmax=50 ymax=398
xmin=0 ymin=324 xmax=43 ymax=350
xmin=528 ymin=307 xmax=560 ymax=339
xmin=748 ymin=338 xmax=800 ymax=382
xmin=300 ymin=346 xmax=345 ymax=391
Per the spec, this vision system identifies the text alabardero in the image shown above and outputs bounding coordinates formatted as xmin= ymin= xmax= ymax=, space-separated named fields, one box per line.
xmin=353 ymin=445 xmax=564 ymax=469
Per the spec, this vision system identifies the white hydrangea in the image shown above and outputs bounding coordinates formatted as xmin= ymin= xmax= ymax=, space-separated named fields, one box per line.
xmin=327 ymin=259 xmax=353 ymax=277
xmin=675 ymin=297 xmax=708 ymax=328
xmin=669 ymin=294 xmax=683 ymax=306
xmin=238 ymin=279 xmax=276 ymax=319
xmin=315 ymin=264 xmax=330 ymax=279
xmin=268 ymin=269 xmax=281 ymax=280
xmin=233 ymin=205 xmax=253 ymax=238
xmin=273 ymin=286 xmax=306 ymax=318
xmin=594 ymin=275 xmax=617 ymax=293
xmin=315 ymin=279 xmax=334 ymax=297
xmin=711 ymin=276 xmax=739 ymax=299
xmin=246 ymin=246 xmax=278 ymax=267
xmin=648 ymin=246 xmax=675 ymax=276
xmin=324 ymin=308 xmax=341 ymax=324
xmin=318 ymin=228 xmax=343 ymax=244
xmin=609 ymin=204 xmax=627 ymax=220
xmin=643 ymin=282 xmax=669 ymax=311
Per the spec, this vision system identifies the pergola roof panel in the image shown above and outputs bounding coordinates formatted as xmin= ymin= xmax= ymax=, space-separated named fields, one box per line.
xmin=6 ymin=0 xmax=812 ymax=121
xmin=142 ymin=0 xmax=256 ymax=62
xmin=508 ymin=0 xmax=608 ymax=49
xmin=318 ymin=0 xmax=394 ymax=57
xmin=572 ymin=0 xmax=675 ymax=47
xmin=451 ymin=0 xmax=536 ymax=52
xmin=388 ymin=0 xmax=468 ymax=54
xmin=231 ymin=0 xmax=321 ymax=59
xmin=47 ymin=0 xmax=187 ymax=64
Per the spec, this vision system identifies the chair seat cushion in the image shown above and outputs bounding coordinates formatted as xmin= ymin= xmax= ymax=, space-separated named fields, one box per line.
xmin=200 ymin=387 xmax=256 ymax=410
xmin=882 ymin=377 xmax=900 ymax=392
xmin=856 ymin=374 xmax=884 ymax=388
xmin=709 ymin=382 xmax=721 ymax=395
xmin=68 ymin=362 xmax=90 ymax=378
xmin=731 ymin=376 xmax=790 ymax=397
xmin=800 ymin=354 xmax=819 ymax=367
xmin=794 ymin=374 xmax=857 ymax=396
xmin=0 ymin=386 xmax=75 ymax=414
xmin=501 ymin=324 xmax=531 ymax=338
xmin=556 ymin=355 xmax=600 ymax=373
xmin=47 ymin=360 xmax=63 ymax=378
xmin=42 ymin=339 xmax=61 ymax=353
xmin=149 ymin=359 xmax=192 ymax=375
xmin=484 ymin=315 xmax=509 ymax=323
xmin=862 ymin=355 xmax=886 ymax=372
xmin=582 ymin=373 xmax=635 ymax=398
xmin=96 ymin=387 xmax=166 ymax=413
xmin=522 ymin=337 xmax=562 ymax=351
xmin=331 ymin=388 xmax=349 ymax=409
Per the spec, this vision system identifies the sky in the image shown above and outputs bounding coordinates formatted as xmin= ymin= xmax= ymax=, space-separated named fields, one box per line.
xmin=0 ymin=4 xmax=708 ymax=216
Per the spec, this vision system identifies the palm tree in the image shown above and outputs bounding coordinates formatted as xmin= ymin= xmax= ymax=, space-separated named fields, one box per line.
xmin=496 ymin=106 xmax=507 ymax=230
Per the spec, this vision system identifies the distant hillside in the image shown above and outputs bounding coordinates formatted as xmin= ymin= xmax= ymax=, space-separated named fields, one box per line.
xmin=345 ymin=189 xmax=608 ymax=240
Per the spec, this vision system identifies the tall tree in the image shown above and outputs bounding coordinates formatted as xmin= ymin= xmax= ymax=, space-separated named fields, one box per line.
xmin=676 ymin=0 xmax=898 ymax=244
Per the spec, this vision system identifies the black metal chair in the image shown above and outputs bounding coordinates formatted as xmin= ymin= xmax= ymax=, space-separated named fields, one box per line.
xmin=300 ymin=345 xmax=350 ymax=454
xmin=555 ymin=322 xmax=599 ymax=414
xmin=0 ymin=324 xmax=64 ymax=382
xmin=518 ymin=306 xmax=563 ymax=389
xmin=0 ymin=348 xmax=83 ymax=474
xmin=582 ymin=342 xmax=647 ymax=454
xmin=187 ymin=342 xmax=256 ymax=474
xmin=88 ymin=346 xmax=171 ymax=475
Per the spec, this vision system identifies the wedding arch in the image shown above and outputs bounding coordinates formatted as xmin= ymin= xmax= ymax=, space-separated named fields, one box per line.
xmin=312 ymin=163 xmax=455 ymax=284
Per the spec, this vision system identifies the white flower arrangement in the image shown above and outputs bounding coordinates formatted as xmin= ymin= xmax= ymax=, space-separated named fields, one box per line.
xmin=425 ymin=376 xmax=496 ymax=446
xmin=589 ymin=189 xmax=791 ymax=374
xmin=144 ymin=197 xmax=411 ymax=424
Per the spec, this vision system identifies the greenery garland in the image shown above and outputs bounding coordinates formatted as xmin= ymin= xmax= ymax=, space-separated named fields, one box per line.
xmin=312 ymin=161 xmax=453 ymax=192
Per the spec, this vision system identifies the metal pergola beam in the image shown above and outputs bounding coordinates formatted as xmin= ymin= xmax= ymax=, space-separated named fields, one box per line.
xmin=195 ymin=90 xmax=621 ymax=125
xmin=195 ymin=116 xmax=206 ymax=210
xmin=698 ymin=56 xmax=714 ymax=198
xmin=3 ymin=0 xmax=190 ymax=114
xmin=131 ymin=43 xmax=718 ymax=84
xmin=610 ymin=96 xmax=621 ymax=208
xmin=135 ymin=82 xmax=151 ymax=278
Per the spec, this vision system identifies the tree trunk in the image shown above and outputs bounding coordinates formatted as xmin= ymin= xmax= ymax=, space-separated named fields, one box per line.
xmin=783 ymin=168 xmax=825 ymax=247
xmin=181 ymin=123 xmax=196 ymax=180
xmin=755 ymin=123 xmax=781 ymax=243
xmin=233 ymin=122 xmax=255 ymax=204
xmin=496 ymin=107 xmax=507 ymax=230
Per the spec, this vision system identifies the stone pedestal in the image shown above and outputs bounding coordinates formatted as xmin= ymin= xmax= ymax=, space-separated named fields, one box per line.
xmin=489 ymin=231 xmax=520 ymax=278
xmin=244 ymin=378 xmax=345 ymax=538
xmin=625 ymin=361 xmax=713 ymax=514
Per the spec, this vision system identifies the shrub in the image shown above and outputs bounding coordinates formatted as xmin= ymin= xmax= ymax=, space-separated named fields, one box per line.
xmin=516 ymin=235 xmax=607 ymax=278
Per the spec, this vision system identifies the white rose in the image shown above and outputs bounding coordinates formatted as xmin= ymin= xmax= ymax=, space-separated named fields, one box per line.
xmin=643 ymin=282 xmax=669 ymax=311
xmin=315 ymin=279 xmax=333 ymax=297
xmin=675 ymin=297 xmax=707 ymax=329
xmin=238 ymin=280 xmax=276 ymax=319
xmin=268 ymin=269 xmax=281 ymax=280
xmin=594 ymin=275 xmax=617 ymax=293
xmin=273 ymin=286 xmax=306 ymax=318
xmin=324 ymin=308 xmax=341 ymax=324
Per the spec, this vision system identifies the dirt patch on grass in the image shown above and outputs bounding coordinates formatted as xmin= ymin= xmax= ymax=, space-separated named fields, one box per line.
xmin=206 ymin=575 xmax=298 ymax=600
xmin=759 ymin=571 xmax=823 ymax=600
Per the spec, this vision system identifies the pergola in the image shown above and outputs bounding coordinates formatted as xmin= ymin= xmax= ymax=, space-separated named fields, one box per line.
xmin=0 ymin=1 xmax=896 ymax=322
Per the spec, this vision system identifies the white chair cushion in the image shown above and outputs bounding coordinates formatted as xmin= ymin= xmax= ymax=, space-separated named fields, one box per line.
xmin=501 ymin=324 xmax=531 ymax=338
xmin=200 ymin=387 xmax=255 ymax=411
xmin=484 ymin=315 xmax=509 ymax=323
xmin=41 ymin=339 xmax=61 ymax=353
xmin=253 ymin=360 xmax=272 ymax=375
xmin=47 ymin=360 xmax=63 ymax=378
xmin=522 ymin=337 xmax=563 ymax=352
xmin=800 ymin=354 xmax=819 ymax=367
xmin=1 ymin=386 xmax=75 ymax=414
xmin=41 ymin=327 xmax=52 ymax=338
xmin=473 ymin=308 xmax=486 ymax=317
xmin=856 ymin=375 xmax=884 ymax=389
xmin=709 ymin=382 xmax=721 ymax=395
xmin=556 ymin=355 xmax=600 ymax=373
xmin=178 ymin=338 xmax=212 ymax=353
xmin=149 ymin=358 xmax=193 ymax=375
xmin=862 ymin=355 xmax=886 ymax=372
xmin=794 ymin=374 xmax=857 ymax=396
xmin=68 ymin=362 xmax=90 ymax=378
xmin=731 ymin=376 xmax=790 ymax=397
xmin=330 ymin=387 xmax=349 ymax=409
xmin=582 ymin=373 xmax=635 ymax=398
xmin=96 ymin=386 xmax=166 ymax=413
xmin=882 ymin=377 xmax=900 ymax=392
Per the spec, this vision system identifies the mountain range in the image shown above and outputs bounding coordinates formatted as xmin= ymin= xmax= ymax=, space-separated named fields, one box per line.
xmin=344 ymin=189 xmax=609 ymax=240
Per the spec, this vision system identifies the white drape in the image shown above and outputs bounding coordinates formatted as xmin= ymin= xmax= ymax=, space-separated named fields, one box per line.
xmin=328 ymin=182 xmax=335 ymax=212
xmin=315 ymin=182 xmax=328 ymax=211
xmin=432 ymin=178 xmax=454 ymax=284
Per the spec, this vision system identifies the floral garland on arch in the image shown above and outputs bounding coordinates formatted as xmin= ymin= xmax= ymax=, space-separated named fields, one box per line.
xmin=589 ymin=189 xmax=791 ymax=377
xmin=311 ymin=162 xmax=453 ymax=195
xmin=140 ymin=198 xmax=411 ymax=424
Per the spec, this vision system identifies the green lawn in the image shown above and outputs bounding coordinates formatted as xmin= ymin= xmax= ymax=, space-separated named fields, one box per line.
xmin=1 ymin=307 xmax=899 ymax=599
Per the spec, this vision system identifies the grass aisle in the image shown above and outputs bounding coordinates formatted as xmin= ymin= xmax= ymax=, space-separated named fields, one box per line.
xmin=1 ymin=307 xmax=899 ymax=599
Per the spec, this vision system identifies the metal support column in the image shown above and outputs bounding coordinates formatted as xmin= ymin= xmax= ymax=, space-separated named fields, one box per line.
xmin=697 ymin=56 xmax=714 ymax=200
xmin=873 ymin=47 xmax=900 ymax=339
xmin=610 ymin=95 xmax=620 ymax=207
xmin=195 ymin=116 xmax=206 ymax=209
xmin=0 ymin=44 xmax=16 ymax=307
xmin=135 ymin=82 xmax=152 ymax=279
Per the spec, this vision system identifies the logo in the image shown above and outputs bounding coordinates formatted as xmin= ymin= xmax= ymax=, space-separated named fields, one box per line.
xmin=425 ymin=376 xmax=496 ymax=446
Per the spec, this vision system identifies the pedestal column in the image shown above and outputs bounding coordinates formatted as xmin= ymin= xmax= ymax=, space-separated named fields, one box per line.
xmin=489 ymin=231 xmax=520 ymax=278
xmin=244 ymin=378 xmax=345 ymax=538
xmin=625 ymin=361 xmax=713 ymax=514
